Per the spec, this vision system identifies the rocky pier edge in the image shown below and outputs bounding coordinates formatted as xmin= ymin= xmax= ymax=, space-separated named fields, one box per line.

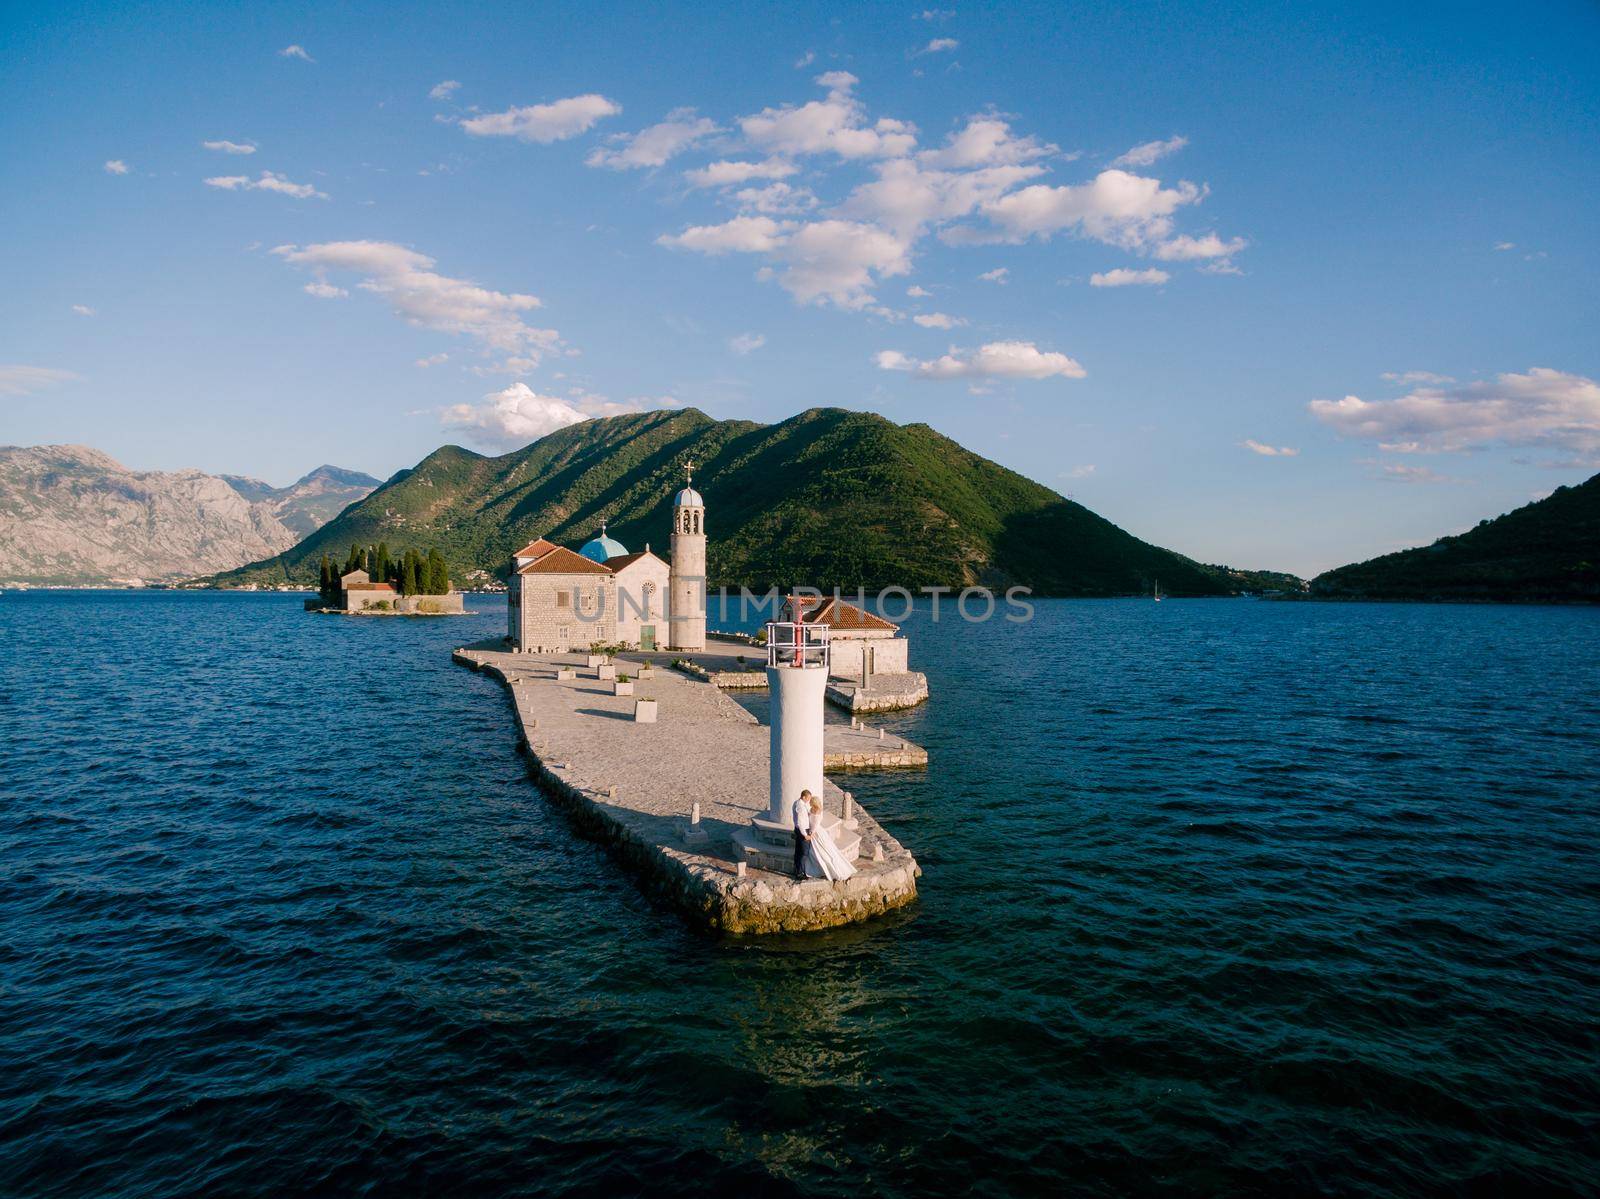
xmin=453 ymin=647 xmax=920 ymax=935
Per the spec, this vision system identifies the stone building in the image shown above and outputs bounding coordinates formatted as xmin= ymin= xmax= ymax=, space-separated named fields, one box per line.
xmin=508 ymin=545 xmax=616 ymax=652
xmin=339 ymin=568 xmax=397 ymax=611
xmin=506 ymin=472 xmax=701 ymax=654
xmin=669 ymin=464 xmax=706 ymax=651
xmin=608 ymin=549 xmax=671 ymax=650
xmin=782 ymin=595 xmax=909 ymax=681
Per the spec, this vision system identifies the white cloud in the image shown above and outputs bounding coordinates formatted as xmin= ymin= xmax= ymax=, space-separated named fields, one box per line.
xmin=1309 ymin=368 xmax=1600 ymax=454
xmin=917 ymin=117 xmax=1054 ymax=169
xmin=916 ymin=9 xmax=956 ymax=20
xmin=729 ymin=332 xmax=766 ymax=354
xmin=1062 ymin=464 xmax=1096 ymax=478
xmin=202 ymin=139 xmax=256 ymax=155
xmin=1 ymin=365 xmax=80 ymax=396
xmin=733 ymin=182 xmax=817 ymax=214
xmin=441 ymin=382 xmax=589 ymax=447
xmin=205 ymin=171 xmax=327 ymax=199
xmin=303 ymin=281 xmax=348 ymax=299
xmin=415 ymin=353 xmax=449 ymax=367
xmin=776 ymin=219 xmax=913 ymax=308
xmin=429 ymin=80 xmax=461 ymax=101
xmin=1382 ymin=370 xmax=1454 ymax=385
xmin=461 ymin=94 xmax=621 ymax=143
xmin=875 ymin=339 xmax=1085 ymax=380
xmin=972 ymin=169 xmax=1203 ymax=249
xmin=274 ymin=240 xmax=562 ymax=368
xmin=1090 ymin=267 xmax=1169 ymax=287
xmin=978 ymin=267 xmax=1008 ymax=283
xmin=585 ymin=108 xmax=719 ymax=169
xmin=1241 ymin=439 xmax=1299 ymax=456
xmin=842 ymin=157 xmax=1045 ymax=239
xmin=1494 ymin=241 xmax=1515 ymax=251
xmin=1376 ymin=462 xmax=1459 ymax=484
xmin=794 ymin=50 xmax=815 ymax=68
xmin=921 ymin=38 xmax=959 ymax=53
xmin=71 ymin=304 xmax=96 ymax=316
xmin=683 ymin=157 xmax=797 ymax=188
xmin=739 ymin=73 xmax=917 ymax=160
xmin=279 ymin=44 xmax=314 ymax=62
xmin=912 ymin=311 xmax=965 ymax=328
xmin=907 ymin=285 xmax=931 ymax=297
xmin=657 ymin=215 xmax=790 ymax=255
xmin=1110 ymin=135 xmax=1188 ymax=168
xmin=1154 ymin=232 xmax=1246 ymax=261
xmin=104 ymin=159 xmax=129 ymax=175
xmin=662 ymin=215 xmax=912 ymax=309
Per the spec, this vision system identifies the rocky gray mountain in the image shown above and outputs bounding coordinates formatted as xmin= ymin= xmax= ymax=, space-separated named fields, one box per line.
xmin=220 ymin=464 xmax=381 ymax=537
xmin=0 ymin=446 xmax=376 ymax=585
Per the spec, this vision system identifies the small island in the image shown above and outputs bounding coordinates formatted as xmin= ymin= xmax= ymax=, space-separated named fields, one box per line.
xmin=307 ymin=542 xmax=466 ymax=615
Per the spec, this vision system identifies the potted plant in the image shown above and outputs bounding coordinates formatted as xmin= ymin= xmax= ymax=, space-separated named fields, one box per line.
xmin=613 ymin=673 xmax=634 ymax=696
xmin=634 ymin=696 xmax=657 ymax=722
xmin=638 ymin=658 xmax=655 ymax=679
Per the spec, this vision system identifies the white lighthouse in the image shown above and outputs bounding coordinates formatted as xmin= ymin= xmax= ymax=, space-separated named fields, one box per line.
xmin=668 ymin=460 xmax=706 ymax=651
xmin=731 ymin=618 xmax=862 ymax=875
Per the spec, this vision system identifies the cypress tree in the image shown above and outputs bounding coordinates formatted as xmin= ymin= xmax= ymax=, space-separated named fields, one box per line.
xmin=344 ymin=543 xmax=363 ymax=575
xmin=427 ymin=548 xmax=449 ymax=594
xmin=375 ymin=541 xmax=391 ymax=586
xmin=402 ymin=551 xmax=419 ymax=597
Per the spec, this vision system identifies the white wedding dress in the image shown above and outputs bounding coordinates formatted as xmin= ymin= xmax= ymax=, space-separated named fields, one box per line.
xmin=804 ymin=818 xmax=858 ymax=882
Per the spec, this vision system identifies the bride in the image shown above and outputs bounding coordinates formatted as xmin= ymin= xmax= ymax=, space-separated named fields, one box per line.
xmin=803 ymin=794 xmax=857 ymax=882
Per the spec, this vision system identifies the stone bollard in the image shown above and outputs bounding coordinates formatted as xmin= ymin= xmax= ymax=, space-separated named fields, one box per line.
xmin=608 ymin=785 xmax=619 ymax=800
xmin=736 ymin=861 xmax=747 ymax=879
xmin=873 ymin=843 xmax=885 ymax=863
xmin=691 ymin=801 xmax=701 ymax=825
xmin=843 ymin=792 xmax=853 ymax=820
xmin=878 ymin=727 xmax=886 ymax=741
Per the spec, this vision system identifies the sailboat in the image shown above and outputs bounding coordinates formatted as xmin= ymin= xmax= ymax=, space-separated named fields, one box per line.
xmin=1153 ymin=579 xmax=1163 ymax=602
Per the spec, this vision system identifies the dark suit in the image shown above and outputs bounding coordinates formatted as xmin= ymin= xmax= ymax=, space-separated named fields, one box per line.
xmin=792 ymin=798 xmax=809 ymax=879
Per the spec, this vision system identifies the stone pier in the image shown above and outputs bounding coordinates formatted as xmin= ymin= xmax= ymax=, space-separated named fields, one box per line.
xmin=453 ymin=639 xmax=920 ymax=934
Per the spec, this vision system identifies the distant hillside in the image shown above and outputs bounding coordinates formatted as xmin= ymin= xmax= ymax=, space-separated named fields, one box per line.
xmin=0 ymin=445 xmax=298 ymax=584
xmin=1313 ymin=473 xmax=1600 ymax=602
xmin=221 ymin=465 xmax=380 ymax=536
xmin=210 ymin=407 xmax=1242 ymax=596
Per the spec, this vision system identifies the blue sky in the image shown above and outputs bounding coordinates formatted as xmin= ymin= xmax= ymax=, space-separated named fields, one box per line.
xmin=3 ymin=0 xmax=1597 ymax=576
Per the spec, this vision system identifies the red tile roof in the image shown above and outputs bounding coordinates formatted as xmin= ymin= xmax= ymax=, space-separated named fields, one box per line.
xmin=783 ymin=595 xmax=899 ymax=632
xmin=517 ymin=545 xmax=615 ymax=575
xmin=345 ymin=582 xmax=396 ymax=592
xmin=512 ymin=537 xmax=559 ymax=560
xmin=605 ymin=550 xmax=664 ymax=571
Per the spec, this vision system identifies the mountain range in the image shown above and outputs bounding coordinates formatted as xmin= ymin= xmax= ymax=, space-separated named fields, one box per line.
xmin=210 ymin=407 xmax=1272 ymax=596
xmin=220 ymin=465 xmax=383 ymax=537
xmin=1312 ymin=472 xmax=1599 ymax=602
xmin=0 ymin=446 xmax=377 ymax=584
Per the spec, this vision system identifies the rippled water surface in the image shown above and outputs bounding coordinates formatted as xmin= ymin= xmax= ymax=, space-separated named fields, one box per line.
xmin=2 ymin=591 xmax=1598 ymax=1197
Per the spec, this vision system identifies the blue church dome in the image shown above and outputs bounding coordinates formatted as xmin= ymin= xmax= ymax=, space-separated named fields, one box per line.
xmin=578 ymin=523 xmax=628 ymax=562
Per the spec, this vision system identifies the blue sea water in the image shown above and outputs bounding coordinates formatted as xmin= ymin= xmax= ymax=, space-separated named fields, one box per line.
xmin=1 ymin=590 xmax=1597 ymax=1197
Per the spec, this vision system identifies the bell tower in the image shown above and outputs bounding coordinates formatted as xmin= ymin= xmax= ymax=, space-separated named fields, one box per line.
xmin=668 ymin=460 xmax=707 ymax=651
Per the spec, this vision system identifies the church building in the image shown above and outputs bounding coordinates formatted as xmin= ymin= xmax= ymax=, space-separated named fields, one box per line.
xmin=506 ymin=466 xmax=707 ymax=654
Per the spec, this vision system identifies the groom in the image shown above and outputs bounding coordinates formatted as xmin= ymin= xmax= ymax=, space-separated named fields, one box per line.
xmin=791 ymin=788 xmax=814 ymax=880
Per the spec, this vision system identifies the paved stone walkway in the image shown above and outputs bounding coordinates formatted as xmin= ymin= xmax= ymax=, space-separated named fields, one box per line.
xmin=454 ymin=639 xmax=919 ymax=933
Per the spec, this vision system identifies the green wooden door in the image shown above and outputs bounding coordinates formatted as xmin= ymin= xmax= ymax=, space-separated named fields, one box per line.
xmin=641 ymin=625 xmax=656 ymax=651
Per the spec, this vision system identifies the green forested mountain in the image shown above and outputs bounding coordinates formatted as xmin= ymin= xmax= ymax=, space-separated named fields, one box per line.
xmin=1313 ymin=472 xmax=1600 ymax=602
xmin=208 ymin=407 xmax=1243 ymax=595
